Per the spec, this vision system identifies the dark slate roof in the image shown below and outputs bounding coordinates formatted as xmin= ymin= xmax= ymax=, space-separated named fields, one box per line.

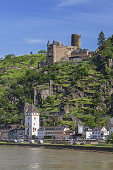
xmin=109 ymin=118 xmax=113 ymax=125
xmin=39 ymin=126 xmax=69 ymax=131
xmin=55 ymin=126 xmax=68 ymax=130
xmin=93 ymin=127 xmax=103 ymax=131
xmin=26 ymin=104 xmax=39 ymax=113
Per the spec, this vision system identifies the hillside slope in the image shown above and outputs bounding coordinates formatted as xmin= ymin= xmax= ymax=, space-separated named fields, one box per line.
xmin=1 ymin=35 xmax=113 ymax=129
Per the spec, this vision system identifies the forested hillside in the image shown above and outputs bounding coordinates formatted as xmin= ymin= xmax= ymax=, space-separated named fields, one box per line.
xmin=1 ymin=34 xmax=113 ymax=129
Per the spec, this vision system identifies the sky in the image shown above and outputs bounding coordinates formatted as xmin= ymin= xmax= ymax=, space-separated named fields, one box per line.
xmin=0 ymin=0 xmax=113 ymax=57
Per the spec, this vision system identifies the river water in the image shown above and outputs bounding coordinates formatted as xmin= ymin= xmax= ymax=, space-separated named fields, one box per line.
xmin=0 ymin=146 xmax=113 ymax=170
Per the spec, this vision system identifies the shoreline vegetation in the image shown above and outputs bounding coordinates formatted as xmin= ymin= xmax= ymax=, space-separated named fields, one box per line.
xmin=1 ymin=142 xmax=113 ymax=153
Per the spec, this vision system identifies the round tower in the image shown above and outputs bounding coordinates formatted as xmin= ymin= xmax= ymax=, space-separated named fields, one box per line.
xmin=71 ymin=34 xmax=81 ymax=49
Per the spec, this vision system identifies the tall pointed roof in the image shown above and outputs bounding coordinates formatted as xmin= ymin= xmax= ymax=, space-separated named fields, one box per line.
xmin=25 ymin=104 xmax=39 ymax=113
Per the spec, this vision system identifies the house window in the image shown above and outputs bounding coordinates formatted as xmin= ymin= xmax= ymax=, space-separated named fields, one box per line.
xmin=34 ymin=117 xmax=36 ymax=120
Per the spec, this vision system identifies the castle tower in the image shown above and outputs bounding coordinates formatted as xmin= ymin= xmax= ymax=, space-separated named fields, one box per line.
xmin=47 ymin=40 xmax=50 ymax=46
xmin=25 ymin=104 xmax=39 ymax=138
xmin=71 ymin=34 xmax=81 ymax=49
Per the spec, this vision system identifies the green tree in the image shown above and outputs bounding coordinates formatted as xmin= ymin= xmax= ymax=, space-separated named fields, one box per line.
xmin=5 ymin=54 xmax=15 ymax=59
xmin=106 ymin=133 xmax=113 ymax=144
xmin=0 ymin=116 xmax=6 ymax=124
xmin=97 ymin=31 xmax=105 ymax=46
xmin=38 ymin=50 xmax=47 ymax=54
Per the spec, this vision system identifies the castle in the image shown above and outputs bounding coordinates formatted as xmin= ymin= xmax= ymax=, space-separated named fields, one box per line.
xmin=38 ymin=34 xmax=93 ymax=68
xmin=46 ymin=34 xmax=92 ymax=64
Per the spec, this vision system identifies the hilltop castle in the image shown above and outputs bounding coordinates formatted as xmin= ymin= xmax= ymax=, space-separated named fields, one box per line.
xmin=38 ymin=34 xmax=93 ymax=68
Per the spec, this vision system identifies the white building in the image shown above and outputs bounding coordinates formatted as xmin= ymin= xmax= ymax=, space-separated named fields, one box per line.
xmin=84 ymin=129 xmax=92 ymax=140
xmin=25 ymin=104 xmax=39 ymax=138
xmin=91 ymin=127 xmax=109 ymax=140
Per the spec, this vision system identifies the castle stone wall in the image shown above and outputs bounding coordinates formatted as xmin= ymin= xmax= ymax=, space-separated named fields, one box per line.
xmin=53 ymin=45 xmax=67 ymax=63
xmin=49 ymin=45 xmax=79 ymax=63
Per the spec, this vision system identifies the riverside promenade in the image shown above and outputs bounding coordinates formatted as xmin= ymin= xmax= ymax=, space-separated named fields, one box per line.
xmin=1 ymin=143 xmax=113 ymax=152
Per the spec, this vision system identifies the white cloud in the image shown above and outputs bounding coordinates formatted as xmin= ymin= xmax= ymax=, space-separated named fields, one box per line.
xmin=24 ymin=38 xmax=46 ymax=44
xmin=58 ymin=0 xmax=90 ymax=7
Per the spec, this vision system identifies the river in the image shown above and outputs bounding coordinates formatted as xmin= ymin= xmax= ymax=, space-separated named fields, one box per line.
xmin=0 ymin=146 xmax=113 ymax=170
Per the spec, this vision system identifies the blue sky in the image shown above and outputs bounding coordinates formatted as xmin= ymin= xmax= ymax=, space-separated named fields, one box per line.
xmin=0 ymin=0 xmax=113 ymax=57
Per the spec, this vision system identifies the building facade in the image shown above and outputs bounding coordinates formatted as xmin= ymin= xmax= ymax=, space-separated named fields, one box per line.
xmin=8 ymin=127 xmax=25 ymax=140
xmin=38 ymin=126 xmax=72 ymax=140
xmin=25 ymin=104 xmax=40 ymax=138
xmin=0 ymin=130 xmax=9 ymax=140
xmin=84 ymin=129 xmax=93 ymax=140
xmin=91 ymin=127 xmax=109 ymax=140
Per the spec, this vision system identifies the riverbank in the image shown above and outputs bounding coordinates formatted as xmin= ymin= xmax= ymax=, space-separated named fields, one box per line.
xmin=1 ymin=142 xmax=113 ymax=152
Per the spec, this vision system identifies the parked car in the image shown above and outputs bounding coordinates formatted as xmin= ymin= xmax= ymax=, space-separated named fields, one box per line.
xmin=18 ymin=139 xmax=24 ymax=143
xmin=13 ymin=139 xmax=18 ymax=143
xmin=38 ymin=140 xmax=43 ymax=144
xmin=29 ymin=140 xmax=35 ymax=144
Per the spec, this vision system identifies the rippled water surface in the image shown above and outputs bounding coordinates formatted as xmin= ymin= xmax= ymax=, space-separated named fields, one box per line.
xmin=0 ymin=146 xmax=113 ymax=170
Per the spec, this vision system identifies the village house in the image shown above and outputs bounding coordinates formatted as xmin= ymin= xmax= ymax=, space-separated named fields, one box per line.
xmin=38 ymin=126 xmax=73 ymax=140
xmin=84 ymin=128 xmax=93 ymax=140
xmin=0 ymin=125 xmax=13 ymax=140
xmin=0 ymin=129 xmax=9 ymax=140
xmin=55 ymin=126 xmax=73 ymax=140
xmin=8 ymin=127 xmax=25 ymax=140
xmin=91 ymin=127 xmax=109 ymax=140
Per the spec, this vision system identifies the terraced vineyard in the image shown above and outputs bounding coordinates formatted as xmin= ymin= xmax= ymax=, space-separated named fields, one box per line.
xmin=0 ymin=46 xmax=113 ymax=129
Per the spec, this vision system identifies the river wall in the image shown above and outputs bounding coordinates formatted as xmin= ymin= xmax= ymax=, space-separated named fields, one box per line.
xmin=1 ymin=143 xmax=113 ymax=152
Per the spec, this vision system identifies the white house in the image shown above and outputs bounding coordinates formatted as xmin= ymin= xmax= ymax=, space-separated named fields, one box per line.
xmin=91 ymin=127 xmax=109 ymax=140
xmin=25 ymin=104 xmax=39 ymax=138
xmin=84 ymin=129 xmax=92 ymax=140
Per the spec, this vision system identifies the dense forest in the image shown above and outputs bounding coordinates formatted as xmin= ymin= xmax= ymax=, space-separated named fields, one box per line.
xmin=1 ymin=33 xmax=113 ymax=129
